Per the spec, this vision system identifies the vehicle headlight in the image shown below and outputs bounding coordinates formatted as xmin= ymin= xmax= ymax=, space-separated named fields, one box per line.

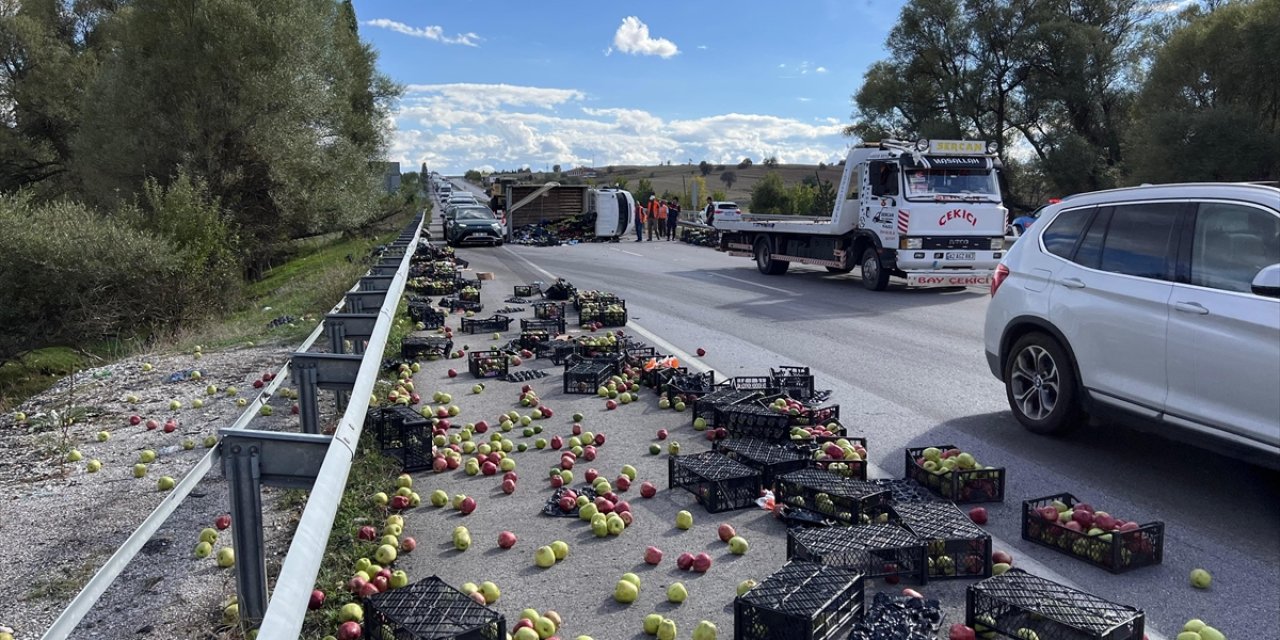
xmin=916 ymin=139 xmax=930 ymax=152
xmin=990 ymin=237 xmax=1004 ymax=251
xmin=900 ymin=237 xmax=922 ymax=250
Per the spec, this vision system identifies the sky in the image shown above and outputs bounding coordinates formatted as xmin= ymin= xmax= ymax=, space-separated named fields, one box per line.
xmin=352 ymin=1 xmax=908 ymax=175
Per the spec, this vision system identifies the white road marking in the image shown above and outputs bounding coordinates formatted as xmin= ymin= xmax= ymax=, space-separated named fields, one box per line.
xmin=504 ymin=246 xmax=1169 ymax=640
xmin=706 ymin=272 xmax=799 ymax=295
xmin=613 ymin=249 xmax=643 ymax=257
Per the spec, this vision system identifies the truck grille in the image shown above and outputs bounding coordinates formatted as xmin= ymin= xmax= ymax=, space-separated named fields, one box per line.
xmin=920 ymin=236 xmax=997 ymax=250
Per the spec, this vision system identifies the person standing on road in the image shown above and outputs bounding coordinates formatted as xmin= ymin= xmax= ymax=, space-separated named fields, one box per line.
xmin=704 ymin=196 xmax=715 ymax=226
xmin=648 ymin=196 xmax=665 ymax=241
xmin=666 ymin=197 xmax=681 ymax=240
xmin=635 ymin=199 xmax=647 ymax=241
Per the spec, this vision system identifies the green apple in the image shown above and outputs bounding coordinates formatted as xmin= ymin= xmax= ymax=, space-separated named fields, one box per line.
xmin=133 ymin=463 xmax=148 ymax=478
xmin=206 ymin=385 xmax=218 ymax=396
xmin=607 ymin=513 xmax=625 ymax=535
xmin=644 ymin=614 xmax=664 ymax=635
xmin=430 ymin=489 xmax=449 ymax=507
xmin=389 ymin=569 xmax=409 ymax=589
xmin=578 ymin=503 xmax=599 ymax=522
xmin=194 ymin=541 xmax=213 ymax=558
xmin=728 ymin=536 xmax=749 ymax=555
xmin=139 ymin=449 xmax=156 ymax=463
xmin=666 ymin=582 xmax=688 ymax=603
xmin=736 ymin=579 xmax=757 ymax=596
xmin=96 ymin=431 xmax=110 ymax=442
xmin=259 ymin=405 xmax=273 ymax=416
xmin=372 ymin=491 xmax=389 ymax=506
xmin=182 ymin=439 xmax=195 ymax=450
xmin=142 ymin=362 xmax=154 ymax=372
xmin=673 ymin=401 xmax=685 ymax=412
xmin=693 ymin=417 xmax=707 ymax=431
xmin=1183 ymin=620 xmax=1206 ymax=633
xmin=339 ymin=602 xmax=363 ymax=623
xmin=86 ymin=459 xmax=102 ymax=473
xmin=668 ymin=441 xmax=681 ymax=455
xmin=460 ymin=582 xmax=478 ymax=595
xmin=217 ymin=547 xmax=235 ymax=568
xmin=169 ymin=400 xmax=182 ymax=411
xmin=657 ymin=618 xmax=677 ymax=640
xmin=157 ymin=476 xmax=175 ymax=491
xmin=621 ymin=464 xmax=637 ymax=481
xmin=14 ymin=411 xmax=26 ymax=422
xmin=479 ymin=580 xmax=500 ymax=604
xmin=535 ymin=545 xmax=557 ymax=568
xmin=591 ymin=513 xmax=609 ymax=537
xmin=1197 ymin=627 xmax=1226 ymax=640
xmin=192 ymin=398 xmax=204 ymax=409
xmin=236 ymin=398 xmax=247 ymax=407
xmin=66 ymin=449 xmax=83 ymax=462
xmin=620 ymin=572 xmax=641 ymax=588
xmin=452 ymin=526 xmax=471 ymax=551
xmin=649 ymin=444 xmax=661 ymax=455
xmin=551 ymin=540 xmax=569 ymax=560
xmin=572 ymin=412 xmax=584 ymax=422
xmin=201 ymin=528 xmax=219 ymax=544
xmin=203 ymin=436 xmax=217 ymax=448
xmin=613 ymin=579 xmax=639 ymax=603
xmin=993 ymin=562 xmax=1012 ymax=575
xmin=675 ymin=510 xmax=694 ymax=530
xmin=1189 ymin=568 xmax=1212 ymax=589
xmin=692 ymin=621 xmax=717 ymax=640
xmin=534 ymin=617 xmax=556 ymax=639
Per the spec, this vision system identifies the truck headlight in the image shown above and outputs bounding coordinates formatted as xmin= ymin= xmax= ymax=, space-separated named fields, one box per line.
xmin=990 ymin=237 xmax=1004 ymax=251
xmin=900 ymin=237 xmax=922 ymax=250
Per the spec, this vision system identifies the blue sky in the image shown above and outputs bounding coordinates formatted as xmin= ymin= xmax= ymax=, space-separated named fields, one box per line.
xmin=352 ymin=1 xmax=908 ymax=175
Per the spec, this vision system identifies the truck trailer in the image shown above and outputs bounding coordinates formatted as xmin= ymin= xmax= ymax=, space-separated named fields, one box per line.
xmin=715 ymin=139 xmax=1008 ymax=290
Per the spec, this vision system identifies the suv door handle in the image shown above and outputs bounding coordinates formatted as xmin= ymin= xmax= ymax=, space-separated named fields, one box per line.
xmin=1058 ymin=277 xmax=1086 ymax=289
xmin=1175 ymin=301 xmax=1210 ymax=315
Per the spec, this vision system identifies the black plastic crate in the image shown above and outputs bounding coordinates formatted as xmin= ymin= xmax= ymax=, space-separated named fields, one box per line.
xmin=776 ymin=469 xmax=892 ymax=525
xmin=532 ymin=301 xmax=566 ymax=320
xmin=518 ymin=330 xmax=553 ymax=351
xmin=438 ymin=298 xmax=483 ymax=313
xmin=890 ymin=501 xmax=992 ymax=580
xmin=364 ymin=575 xmax=506 ymax=640
xmin=904 ymin=445 xmax=1006 ymax=504
xmin=1022 ymin=493 xmax=1164 ymax=574
xmin=869 ymin=478 xmax=939 ymax=504
xmin=456 ymin=276 xmax=483 ymax=290
xmin=692 ymin=387 xmax=759 ymax=423
xmin=965 ymin=569 xmax=1145 ymax=640
xmin=459 ymin=315 xmax=512 ymax=335
xmin=572 ymin=290 xmax=620 ymax=311
xmin=734 ymin=561 xmax=863 ymax=640
xmin=365 ymin=406 xmax=433 ymax=473
xmin=787 ymin=524 xmax=927 ymax=584
xmin=520 ymin=317 xmax=566 ymax=335
xmin=731 ymin=376 xmax=783 ymax=394
xmin=667 ymin=369 xmax=716 ymax=400
xmin=713 ymin=438 xmax=811 ymax=489
xmin=573 ymin=335 xmax=623 ymax=358
xmin=667 ymin=451 xmax=763 ymax=513
xmin=720 ymin=404 xmax=793 ymax=441
xmin=623 ymin=345 xmax=658 ymax=368
xmin=545 ymin=342 xmax=578 ymax=366
xmin=408 ymin=278 xmax=457 ymax=296
xmin=578 ymin=301 xmax=628 ymax=327
xmin=408 ymin=302 xmax=446 ymax=329
xmin=513 ymin=284 xmax=541 ymax=298
xmin=468 ymin=350 xmax=509 ymax=379
xmin=757 ymin=398 xmax=841 ymax=427
xmin=564 ymin=360 xmax=615 ymax=394
xmin=401 ymin=334 xmax=453 ymax=361
xmin=771 ymin=365 xmax=816 ymax=400
xmin=800 ymin=435 xmax=868 ymax=481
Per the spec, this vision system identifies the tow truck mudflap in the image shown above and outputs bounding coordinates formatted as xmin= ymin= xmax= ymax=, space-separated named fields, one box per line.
xmin=904 ymin=271 xmax=993 ymax=287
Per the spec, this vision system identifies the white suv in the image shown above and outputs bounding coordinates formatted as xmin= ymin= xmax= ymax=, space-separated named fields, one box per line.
xmin=984 ymin=183 xmax=1280 ymax=465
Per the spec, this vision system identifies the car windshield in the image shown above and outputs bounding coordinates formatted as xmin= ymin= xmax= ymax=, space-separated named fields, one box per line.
xmin=456 ymin=209 xmax=495 ymax=221
xmin=904 ymin=169 xmax=998 ymax=201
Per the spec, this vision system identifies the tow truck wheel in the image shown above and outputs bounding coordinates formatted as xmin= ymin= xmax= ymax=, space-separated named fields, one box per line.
xmin=1004 ymin=333 xmax=1083 ymax=435
xmin=860 ymin=247 xmax=890 ymax=291
xmin=755 ymin=238 xmax=789 ymax=275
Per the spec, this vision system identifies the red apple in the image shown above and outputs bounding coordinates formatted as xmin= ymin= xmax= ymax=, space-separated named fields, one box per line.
xmin=1072 ymin=510 xmax=1095 ymax=529
xmin=618 ymin=511 xmax=634 ymax=526
xmin=615 ymin=476 xmax=631 ymax=491
xmin=163 ymin=419 xmax=177 ymax=433
xmin=657 ymin=429 xmax=668 ymax=440
xmin=572 ymin=423 xmax=583 ymax=435
xmin=348 ymin=576 xmax=368 ymax=592
xmin=390 ymin=495 xmax=411 ymax=510
xmin=291 ymin=404 xmax=300 ymax=415
xmin=614 ymin=500 xmax=631 ymax=514
xmin=644 ymin=546 xmax=664 ymax=565
xmin=606 ymin=399 xmax=618 ymax=410
xmin=550 ymin=474 xmax=564 ymax=489
xmin=358 ymin=581 xmax=380 ymax=598
xmin=582 ymin=446 xmax=597 ymax=461
xmin=558 ymin=496 xmax=576 ymax=512
xmin=1074 ymin=502 xmax=1094 ymax=513
xmin=560 ymin=457 xmax=574 ymax=470
xmin=718 ymin=523 xmax=737 ymax=543
xmin=585 ymin=468 xmax=599 ymax=483
xmin=337 ymin=621 xmax=363 ymax=640
xmin=400 ymin=537 xmax=416 ymax=552
xmin=482 ymin=461 xmax=498 ymax=476
xmin=498 ymin=531 xmax=518 ymax=549
xmin=948 ymin=623 xmax=977 ymax=640
xmin=308 ymin=589 xmax=325 ymax=610
xmin=550 ymin=435 xmax=563 ymax=450
xmin=603 ymin=491 xmax=619 ymax=503
xmin=903 ymin=588 xmax=924 ymax=599
xmin=692 ymin=552 xmax=712 ymax=573
xmin=541 ymin=406 xmax=554 ymax=418
xmin=376 ymin=568 xmax=391 ymax=581
xmin=446 ymin=457 xmax=460 ymax=470
xmin=214 ymin=514 xmax=232 ymax=530
xmin=502 ymin=478 xmax=517 ymax=494
xmin=448 ymin=368 xmax=458 ymax=378
xmin=358 ymin=526 xmax=378 ymax=541
xmin=640 ymin=481 xmax=657 ymax=498
xmin=460 ymin=497 xmax=476 ymax=515
xmin=433 ymin=456 xmax=448 ymax=473
xmin=503 ymin=471 xmax=518 ymax=483
xmin=1094 ymin=513 xmax=1118 ymax=530
xmin=968 ymin=507 xmax=988 ymax=525
xmin=129 ymin=415 xmax=142 ymax=426
xmin=253 ymin=379 xmax=264 ymax=389
xmin=594 ymin=433 xmax=606 ymax=446
xmin=676 ymin=552 xmax=695 ymax=571
xmin=993 ymin=550 xmax=1014 ymax=566
xmin=696 ymin=348 xmax=706 ymax=356
xmin=145 ymin=418 xmax=160 ymax=431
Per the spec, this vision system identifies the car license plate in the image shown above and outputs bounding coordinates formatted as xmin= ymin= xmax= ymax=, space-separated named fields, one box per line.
xmin=945 ymin=251 xmax=976 ymax=260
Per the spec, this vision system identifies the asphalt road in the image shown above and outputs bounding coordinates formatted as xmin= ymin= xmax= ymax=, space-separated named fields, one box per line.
xmin=399 ymin=185 xmax=1278 ymax=639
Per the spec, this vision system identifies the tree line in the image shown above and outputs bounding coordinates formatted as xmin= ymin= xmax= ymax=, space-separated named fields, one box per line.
xmin=848 ymin=0 xmax=1278 ymax=208
xmin=0 ymin=0 xmax=401 ymax=365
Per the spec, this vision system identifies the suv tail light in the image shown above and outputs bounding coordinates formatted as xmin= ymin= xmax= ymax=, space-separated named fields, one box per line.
xmin=990 ymin=263 xmax=1010 ymax=297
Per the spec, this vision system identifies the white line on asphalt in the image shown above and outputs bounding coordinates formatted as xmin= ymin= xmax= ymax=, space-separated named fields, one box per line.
xmin=706 ymin=272 xmax=799 ymax=295
xmin=502 ymin=244 xmax=1168 ymax=640
xmin=613 ymin=249 xmax=644 ymax=257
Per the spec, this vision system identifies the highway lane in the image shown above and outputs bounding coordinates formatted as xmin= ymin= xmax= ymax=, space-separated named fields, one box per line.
xmin=484 ymin=238 xmax=1280 ymax=638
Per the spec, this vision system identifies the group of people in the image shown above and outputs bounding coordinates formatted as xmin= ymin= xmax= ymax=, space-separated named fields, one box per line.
xmin=633 ymin=195 xmax=683 ymax=241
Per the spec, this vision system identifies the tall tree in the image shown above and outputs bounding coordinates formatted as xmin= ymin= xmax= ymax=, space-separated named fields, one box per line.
xmin=1126 ymin=0 xmax=1280 ymax=182
xmin=74 ymin=0 xmax=400 ymax=274
xmin=720 ymin=170 xmax=738 ymax=189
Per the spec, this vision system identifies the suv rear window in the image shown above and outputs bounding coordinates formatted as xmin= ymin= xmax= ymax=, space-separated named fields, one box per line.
xmin=1041 ymin=207 xmax=1092 ymax=258
xmin=717 ymin=203 xmax=738 ymax=210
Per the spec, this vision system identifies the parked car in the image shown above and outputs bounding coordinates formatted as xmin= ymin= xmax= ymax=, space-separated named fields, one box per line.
xmin=1006 ymin=202 xmax=1054 ymax=237
xmin=446 ymin=207 xmax=504 ymax=247
xmin=705 ymin=201 xmax=740 ymax=225
xmin=984 ymin=182 xmax=1280 ymax=466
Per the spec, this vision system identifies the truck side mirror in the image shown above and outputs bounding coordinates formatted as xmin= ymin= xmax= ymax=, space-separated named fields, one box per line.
xmin=1251 ymin=264 xmax=1280 ymax=298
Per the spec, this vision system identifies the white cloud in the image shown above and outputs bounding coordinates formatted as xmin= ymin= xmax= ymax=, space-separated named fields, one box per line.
xmin=696 ymin=45 xmax=708 ymax=50
xmin=363 ymin=19 xmax=481 ymax=47
xmin=1153 ymin=0 xmax=1197 ymax=12
xmin=611 ymin=16 xmax=679 ymax=58
xmin=815 ymin=66 xmax=828 ymax=73
xmin=797 ymin=97 xmax=812 ymax=102
xmin=386 ymin=83 xmax=848 ymax=174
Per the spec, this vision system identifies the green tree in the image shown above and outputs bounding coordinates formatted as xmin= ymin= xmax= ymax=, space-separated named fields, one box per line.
xmin=1126 ymin=0 xmax=1280 ymax=182
xmin=813 ymin=174 xmax=837 ymax=215
xmin=763 ymin=156 xmax=779 ymax=168
xmin=552 ymin=164 xmax=561 ymax=175
xmin=737 ymin=158 xmax=753 ymax=169
xmin=636 ymin=178 xmax=654 ymax=203
xmin=749 ymin=173 xmax=788 ymax=213
xmin=464 ymin=169 xmax=483 ymax=182
xmin=698 ymin=160 xmax=712 ymax=176
xmin=719 ymin=170 xmax=738 ymax=189
xmin=74 ymin=0 xmax=400 ymax=275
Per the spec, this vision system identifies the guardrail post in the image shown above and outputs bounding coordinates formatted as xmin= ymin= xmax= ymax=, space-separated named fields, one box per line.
xmin=219 ymin=431 xmax=331 ymax=626
xmin=289 ymin=353 xmax=362 ymax=434
xmin=359 ymin=275 xmax=394 ymax=292
xmin=325 ymin=313 xmax=378 ymax=356
xmin=344 ymin=290 xmax=388 ymax=314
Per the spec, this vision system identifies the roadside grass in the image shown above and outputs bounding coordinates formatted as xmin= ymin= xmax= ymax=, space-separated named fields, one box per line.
xmin=25 ymin=556 xmax=102 ymax=601
xmin=0 ymin=206 xmax=422 ymax=412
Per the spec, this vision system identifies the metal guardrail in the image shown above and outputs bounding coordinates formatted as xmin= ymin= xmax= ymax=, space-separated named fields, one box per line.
xmin=40 ymin=215 xmax=425 ymax=639
xmin=256 ymin=217 xmax=423 ymax=638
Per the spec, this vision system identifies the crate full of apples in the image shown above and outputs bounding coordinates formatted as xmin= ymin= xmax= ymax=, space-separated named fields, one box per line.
xmin=1022 ymin=492 xmax=1164 ymax=574
xmin=468 ymin=350 xmax=509 ymax=380
xmin=802 ymin=435 xmax=869 ymax=481
xmin=904 ymin=445 xmax=1006 ymax=504
xmin=761 ymin=395 xmax=841 ymax=427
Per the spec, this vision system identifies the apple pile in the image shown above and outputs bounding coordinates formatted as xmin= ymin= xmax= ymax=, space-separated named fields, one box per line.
xmin=534 ymin=540 xmax=571 ymax=567
xmin=787 ymin=423 xmax=844 ymax=441
xmin=808 ymin=438 xmax=868 ymax=477
xmin=767 ymin=397 xmax=838 ymax=426
xmin=717 ymin=523 xmax=750 ymax=555
xmin=459 ymin=580 xmax=501 ymax=605
xmin=1026 ymin=497 xmax=1154 ymax=567
xmin=1178 ymin=618 xmax=1228 ymax=640
xmin=512 ymin=610 xmax=563 ymax=640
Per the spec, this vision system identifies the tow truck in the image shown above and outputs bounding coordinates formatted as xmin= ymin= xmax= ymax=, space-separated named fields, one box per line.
xmin=715 ymin=139 xmax=1009 ymax=290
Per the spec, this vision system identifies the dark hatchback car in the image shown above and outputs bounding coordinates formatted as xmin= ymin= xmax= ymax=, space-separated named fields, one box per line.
xmin=447 ymin=207 xmax=504 ymax=247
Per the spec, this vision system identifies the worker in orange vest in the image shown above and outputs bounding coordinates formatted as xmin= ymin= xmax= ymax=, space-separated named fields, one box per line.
xmin=649 ymin=196 xmax=666 ymax=241
xmin=635 ymin=199 xmax=647 ymax=241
